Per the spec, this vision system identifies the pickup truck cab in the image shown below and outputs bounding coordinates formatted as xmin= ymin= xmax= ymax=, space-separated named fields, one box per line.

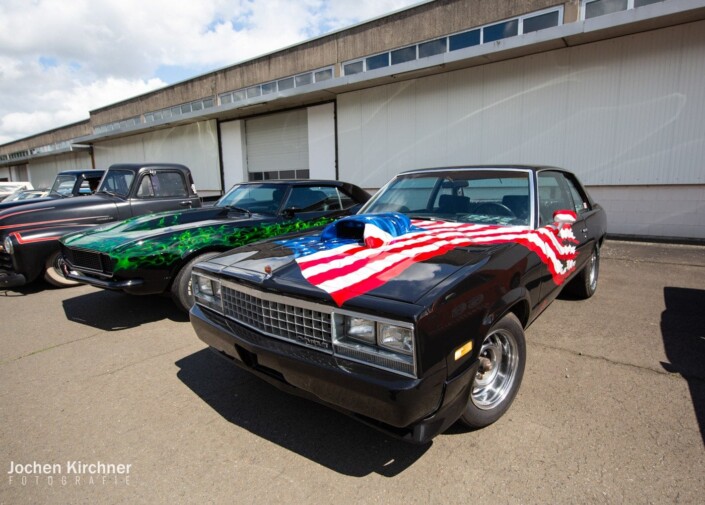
xmin=0 ymin=163 xmax=201 ymax=289
xmin=0 ymin=169 xmax=105 ymax=211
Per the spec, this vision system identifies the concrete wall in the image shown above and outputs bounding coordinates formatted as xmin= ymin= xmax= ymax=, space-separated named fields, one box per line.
xmin=27 ymin=152 xmax=93 ymax=188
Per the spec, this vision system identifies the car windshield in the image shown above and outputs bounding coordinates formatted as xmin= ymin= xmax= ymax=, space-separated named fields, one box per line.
xmin=50 ymin=175 xmax=77 ymax=196
xmin=97 ymin=170 xmax=134 ymax=198
xmin=215 ymin=183 xmax=286 ymax=215
xmin=361 ymin=169 xmax=532 ymax=227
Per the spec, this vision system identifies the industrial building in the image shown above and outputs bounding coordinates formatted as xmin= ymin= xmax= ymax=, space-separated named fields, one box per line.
xmin=1 ymin=0 xmax=704 ymax=240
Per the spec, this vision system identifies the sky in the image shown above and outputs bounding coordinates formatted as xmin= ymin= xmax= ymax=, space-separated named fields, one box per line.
xmin=0 ymin=0 xmax=421 ymax=146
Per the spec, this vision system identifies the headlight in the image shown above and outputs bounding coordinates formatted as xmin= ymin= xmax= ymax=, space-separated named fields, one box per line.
xmin=192 ymin=273 xmax=222 ymax=312
xmin=378 ymin=324 xmax=413 ymax=355
xmin=3 ymin=236 xmax=14 ymax=255
xmin=345 ymin=317 xmax=376 ymax=344
xmin=334 ymin=312 xmax=416 ymax=377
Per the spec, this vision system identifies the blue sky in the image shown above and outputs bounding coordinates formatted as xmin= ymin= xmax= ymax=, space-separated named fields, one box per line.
xmin=0 ymin=0 xmax=421 ymax=145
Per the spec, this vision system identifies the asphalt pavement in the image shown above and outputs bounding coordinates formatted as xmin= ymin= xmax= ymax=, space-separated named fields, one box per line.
xmin=1 ymin=239 xmax=704 ymax=504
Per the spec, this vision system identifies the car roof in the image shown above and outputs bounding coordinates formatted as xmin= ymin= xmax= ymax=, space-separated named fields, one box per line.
xmin=399 ymin=165 xmax=571 ymax=175
xmin=107 ymin=163 xmax=191 ymax=173
xmin=57 ymin=169 xmax=105 ymax=177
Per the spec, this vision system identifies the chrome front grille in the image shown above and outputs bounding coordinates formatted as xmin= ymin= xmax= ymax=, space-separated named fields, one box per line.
xmin=221 ymin=284 xmax=333 ymax=352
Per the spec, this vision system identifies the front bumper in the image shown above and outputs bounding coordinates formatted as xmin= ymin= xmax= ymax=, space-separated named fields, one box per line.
xmin=60 ymin=256 xmax=144 ymax=291
xmin=190 ymin=303 xmax=477 ymax=444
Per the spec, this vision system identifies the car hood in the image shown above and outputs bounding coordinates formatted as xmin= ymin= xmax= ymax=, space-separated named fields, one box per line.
xmin=0 ymin=194 xmax=119 ymax=233
xmin=60 ymin=207 xmax=265 ymax=252
xmin=0 ymin=194 xmax=60 ymax=210
xmin=203 ymin=213 xmax=515 ymax=306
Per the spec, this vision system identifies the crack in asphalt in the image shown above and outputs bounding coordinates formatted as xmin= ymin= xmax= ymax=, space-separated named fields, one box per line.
xmin=94 ymin=344 xmax=195 ymax=377
xmin=0 ymin=331 xmax=105 ymax=366
xmin=529 ymin=340 xmax=705 ymax=383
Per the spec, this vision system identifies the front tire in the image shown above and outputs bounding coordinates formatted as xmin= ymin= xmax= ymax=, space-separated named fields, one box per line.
xmin=171 ymin=252 xmax=221 ymax=312
xmin=44 ymin=251 xmax=81 ymax=288
xmin=460 ymin=313 xmax=526 ymax=429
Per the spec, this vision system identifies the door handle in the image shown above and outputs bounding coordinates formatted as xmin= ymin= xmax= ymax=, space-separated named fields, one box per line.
xmin=180 ymin=200 xmax=193 ymax=207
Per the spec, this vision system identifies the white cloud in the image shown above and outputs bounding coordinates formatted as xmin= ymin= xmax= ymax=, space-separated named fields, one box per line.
xmin=0 ymin=0 xmax=421 ymax=145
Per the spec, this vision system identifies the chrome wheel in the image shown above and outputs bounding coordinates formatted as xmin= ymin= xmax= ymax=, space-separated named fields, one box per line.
xmin=588 ymin=250 xmax=598 ymax=292
xmin=471 ymin=328 xmax=520 ymax=410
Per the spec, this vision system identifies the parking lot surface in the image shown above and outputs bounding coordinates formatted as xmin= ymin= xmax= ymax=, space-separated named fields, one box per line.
xmin=1 ymin=240 xmax=704 ymax=504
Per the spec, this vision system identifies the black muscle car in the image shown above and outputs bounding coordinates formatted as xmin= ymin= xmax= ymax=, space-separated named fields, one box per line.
xmin=0 ymin=163 xmax=200 ymax=289
xmin=59 ymin=180 xmax=369 ymax=311
xmin=189 ymin=166 xmax=607 ymax=443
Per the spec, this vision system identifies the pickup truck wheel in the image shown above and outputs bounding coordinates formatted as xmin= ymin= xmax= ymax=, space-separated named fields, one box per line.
xmin=567 ymin=245 xmax=600 ymax=299
xmin=171 ymin=252 xmax=221 ymax=312
xmin=460 ymin=313 xmax=526 ymax=429
xmin=44 ymin=251 xmax=81 ymax=288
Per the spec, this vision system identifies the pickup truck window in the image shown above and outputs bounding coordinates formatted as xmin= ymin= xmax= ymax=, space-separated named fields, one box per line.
xmin=99 ymin=170 xmax=134 ymax=197
xmin=136 ymin=171 xmax=188 ymax=198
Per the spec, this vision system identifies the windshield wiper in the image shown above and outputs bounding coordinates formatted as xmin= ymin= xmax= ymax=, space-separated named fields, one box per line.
xmin=225 ymin=205 xmax=252 ymax=217
xmin=96 ymin=189 xmax=119 ymax=197
xmin=408 ymin=215 xmax=454 ymax=222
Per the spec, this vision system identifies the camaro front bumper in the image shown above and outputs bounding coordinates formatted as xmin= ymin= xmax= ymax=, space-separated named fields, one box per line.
xmin=190 ymin=303 xmax=478 ymax=444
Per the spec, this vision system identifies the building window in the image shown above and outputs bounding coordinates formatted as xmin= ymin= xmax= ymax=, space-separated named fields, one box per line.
xmin=261 ymin=82 xmax=277 ymax=95
xmin=366 ymin=53 xmax=389 ymax=70
xmin=315 ymin=68 xmax=333 ymax=82
xmin=295 ymin=72 xmax=313 ymax=86
xmin=278 ymin=77 xmax=295 ymax=90
xmin=248 ymin=169 xmax=310 ymax=181
xmin=344 ymin=60 xmax=364 ymax=75
xmin=391 ymin=45 xmax=416 ymax=65
xmin=585 ymin=0 xmax=628 ymax=18
xmin=523 ymin=10 xmax=560 ymax=33
xmin=418 ymin=38 xmax=446 ymax=58
xmin=483 ymin=19 xmax=519 ymax=43
xmin=449 ymin=29 xmax=480 ymax=51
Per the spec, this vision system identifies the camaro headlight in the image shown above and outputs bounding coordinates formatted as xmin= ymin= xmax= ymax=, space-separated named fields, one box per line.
xmin=192 ymin=273 xmax=222 ymax=311
xmin=3 ymin=236 xmax=14 ymax=255
xmin=334 ymin=312 xmax=416 ymax=377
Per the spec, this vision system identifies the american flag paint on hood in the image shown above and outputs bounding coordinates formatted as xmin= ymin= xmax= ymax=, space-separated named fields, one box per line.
xmin=278 ymin=212 xmax=579 ymax=306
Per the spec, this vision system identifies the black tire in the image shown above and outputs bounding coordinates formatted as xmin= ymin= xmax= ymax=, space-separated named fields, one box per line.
xmin=171 ymin=252 xmax=221 ymax=312
xmin=566 ymin=244 xmax=600 ymax=299
xmin=44 ymin=251 xmax=81 ymax=288
xmin=460 ymin=313 xmax=526 ymax=429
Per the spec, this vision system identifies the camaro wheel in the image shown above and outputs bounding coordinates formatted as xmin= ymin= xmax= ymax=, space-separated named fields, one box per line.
xmin=44 ymin=251 xmax=81 ymax=288
xmin=567 ymin=244 xmax=600 ymax=299
xmin=171 ymin=252 xmax=221 ymax=312
xmin=460 ymin=313 xmax=526 ymax=429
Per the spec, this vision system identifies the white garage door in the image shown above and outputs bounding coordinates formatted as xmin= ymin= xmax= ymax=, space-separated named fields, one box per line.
xmin=245 ymin=109 xmax=309 ymax=180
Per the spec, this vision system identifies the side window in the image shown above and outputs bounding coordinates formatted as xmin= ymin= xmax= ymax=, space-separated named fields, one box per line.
xmin=537 ymin=172 xmax=575 ymax=225
xmin=564 ymin=175 xmax=590 ymax=215
xmin=286 ymin=186 xmax=342 ymax=212
xmin=136 ymin=172 xmax=188 ymax=198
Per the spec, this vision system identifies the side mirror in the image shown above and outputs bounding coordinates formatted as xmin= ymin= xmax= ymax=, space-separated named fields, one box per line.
xmin=553 ymin=209 xmax=577 ymax=227
xmin=282 ymin=208 xmax=298 ymax=219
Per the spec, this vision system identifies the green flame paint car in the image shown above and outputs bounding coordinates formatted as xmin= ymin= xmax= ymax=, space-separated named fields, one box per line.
xmin=58 ymin=180 xmax=369 ymax=311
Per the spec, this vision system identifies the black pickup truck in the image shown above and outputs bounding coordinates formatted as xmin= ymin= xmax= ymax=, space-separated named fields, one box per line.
xmin=0 ymin=169 xmax=106 ymax=211
xmin=0 ymin=163 xmax=201 ymax=289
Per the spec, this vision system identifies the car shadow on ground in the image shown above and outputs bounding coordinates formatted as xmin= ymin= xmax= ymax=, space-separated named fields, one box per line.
xmin=660 ymin=287 xmax=705 ymax=446
xmin=175 ymin=348 xmax=430 ymax=477
xmin=62 ymin=289 xmax=189 ymax=330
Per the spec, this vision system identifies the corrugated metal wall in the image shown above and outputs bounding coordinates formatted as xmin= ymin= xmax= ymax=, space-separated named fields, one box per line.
xmin=27 ymin=152 xmax=93 ymax=188
xmin=338 ymin=20 xmax=705 ymax=190
xmin=92 ymin=120 xmax=221 ymax=193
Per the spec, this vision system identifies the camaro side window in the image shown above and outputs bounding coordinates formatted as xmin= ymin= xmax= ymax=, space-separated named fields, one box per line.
xmin=564 ymin=176 xmax=590 ymax=215
xmin=538 ymin=172 xmax=575 ymax=225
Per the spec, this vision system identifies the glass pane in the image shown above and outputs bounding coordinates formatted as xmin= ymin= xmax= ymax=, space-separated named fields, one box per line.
xmin=483 ymin=19 xmax=519 ymax=43
xmin=418 ymin=38 xmax=446 ymax=58
xmin=144 ymin=113 xmax=154 ymax=123
xmin=203 ymin=98 xmax=214 ymax=108
xmin=162 ymin=109 xmax=172 ymax=118
xmin=171 ymin=106 xmax=181 ymax=116
xmin=261 ymin=82 xmax=277 ymax=95
xmin=523 ymin=11 xmax=559 ymax=34
xmin=314 ymin=68 xmax=333 ymax=82
xmin=585 ymin=0 xmax=628 ymax=19
xmin=181 ymin=104 xmax=191 ymax=113
xmin=192 ymin=101 xmax=203 ymax=111
xmin=280 ymin=170 xmax=295 ymax=179
xmin=233 ymin=90 xmax=247 ymax=101
xmin=246 ymin=86 xmax=261 ymax=98
xmin=153 ymin=111 xmax=163 ymax=120
xmin=295 ymin=169 xmax=310 ymax=179
xmin=277 ymin=77 xmax=295 ymax=90
xmin=295 ymin=73 xmax=313 ymax=86
xmin=220 ymin=93 xmax=232 ymax=105
xmin=344 ymin=61 xmax=364 ymax=75
xmin=634 ymin=0 xmax=663 ymax=6
xmin=391 ymin=46 xmax=416 ymax=65
xmin=449 ymin=29 xmax=480 ymax=51
xmin=366 ymin=53 xmax=389 ymax=71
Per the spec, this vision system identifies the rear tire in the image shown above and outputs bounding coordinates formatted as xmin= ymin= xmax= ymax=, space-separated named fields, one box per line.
xmin=44 ymin=251 xmax=80 ymax=288
xmin=171 ymin=252 xmax=221 ymax=312
xmin=460 ymin=313 xmax=526 ymax=429
xmin=567 ymin=244 xmax=600 ymax=299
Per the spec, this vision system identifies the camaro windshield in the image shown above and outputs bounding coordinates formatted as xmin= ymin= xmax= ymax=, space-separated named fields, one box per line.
xmin=362 ymin=170 xmax=532 ymax=226
xmin=216 ymin=183 xmax=286 ymax=215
